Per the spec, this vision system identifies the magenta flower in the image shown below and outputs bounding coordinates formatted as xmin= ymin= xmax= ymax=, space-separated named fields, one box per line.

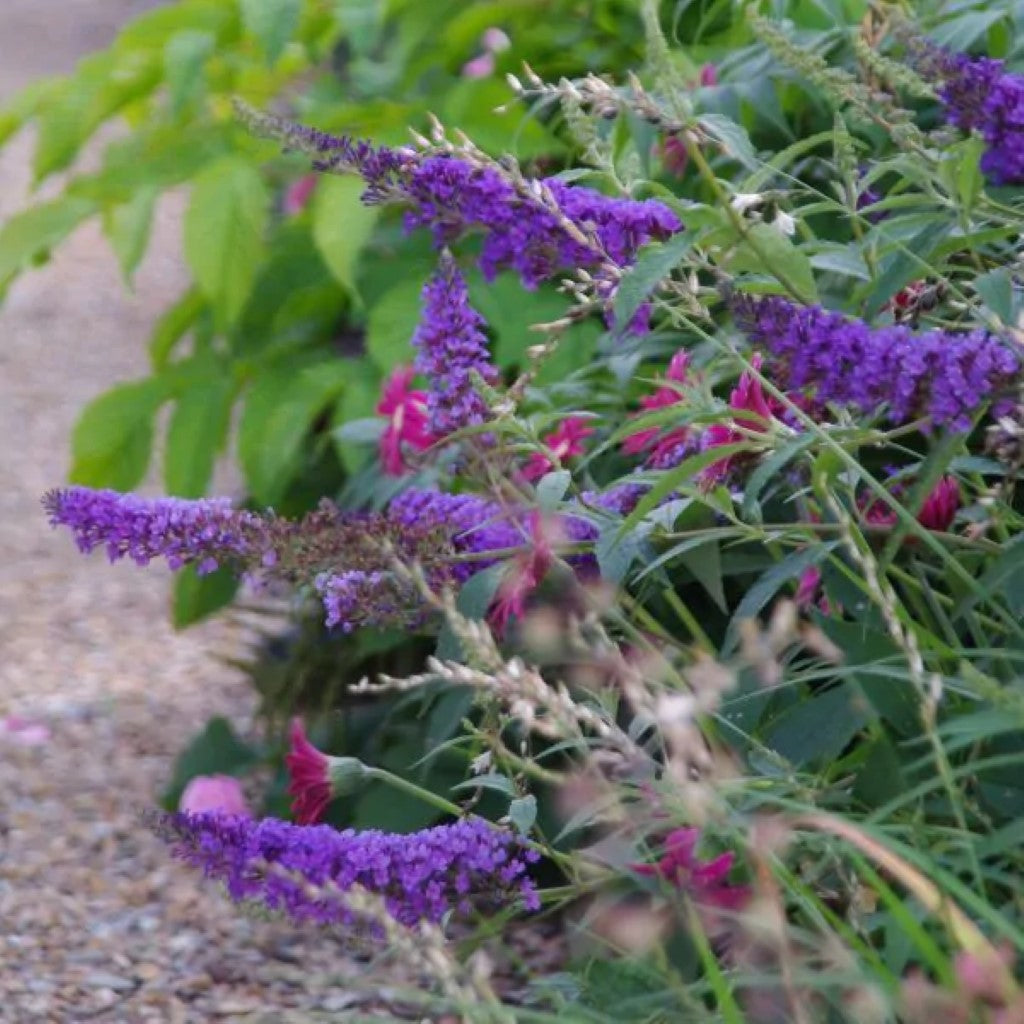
xmin=179 ymin=775 xmax=251 ymax=817
xmin=917 ymin=475 xmax=961 ymax=532
xmin=699 ymin=64 xmax=718 ymax=87
xmin=622 ymin=350 xmax=692 ymax=459
xmin=700 ymin=354 xmax=783 ymax=485
xmin=462 ymin=53 xmax=495 ymax=79
xmin=489 ymin=511 xmax=556 ymax=635
xmin=633 ymin=827 xmax=749 ymax=913
xmin=283 ymin=174 xmax=317 ymax=216
xmin=863 ymin=475 xmax=961 ymax=533
xmin=285 ymin=719 xmax=368 ymax=825
xmin=522 ymin=417 xmax=594 ymax=482
xmin=376 ymin=366 xmax=434 ymax=476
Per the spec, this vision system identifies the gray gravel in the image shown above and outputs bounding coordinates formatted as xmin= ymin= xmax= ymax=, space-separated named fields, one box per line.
xmin=0 ymin=5 xmax=408 ymax=1021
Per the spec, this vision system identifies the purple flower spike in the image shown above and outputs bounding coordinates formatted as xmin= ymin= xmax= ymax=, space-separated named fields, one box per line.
xmin=733 ymin=295 xmax=1021 ymax=432
xmin=156 ymin=812 xmax=540 ymax=928
xmin=42 ymin=487 xmax=272 ymax=573
xmin=412 ymin=256 xmax=500 ymax=436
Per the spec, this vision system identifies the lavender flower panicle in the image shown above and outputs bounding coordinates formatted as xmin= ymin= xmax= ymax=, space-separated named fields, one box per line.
xmin=412 ymin=256 xmax=500 ymax=435
xmin=733 ymin=295 xmax=1021 ymax=432
xmin=156 ymin=811 xmax=540 ymax=928
xmin=42 ymin=487 xmax=273 ymax=574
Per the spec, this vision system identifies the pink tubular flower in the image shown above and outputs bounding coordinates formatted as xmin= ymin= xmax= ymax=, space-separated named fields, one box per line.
xmin=179 ymin=775 xmax=250 ymax=817
xmin=700 ymin=354 xmax=782 ymax=485
xmin=376 ymin=366 xmax=434 ymax=476
xmin=522 ymin=416 xmax=594 ymax=482
xmin=917 ymin=475 xmax=961 ymax=531
xmin=622 ymin=350 xmax=691 ymax=457
xmin=863 ymin=475 xmax=961 ymax=533
xmin=481 ymin=27 xmax=511 ymax=53
xmin=285 ymin=719 xmax=369 ymax=825
xmin=699 ymin=64 xmax=718 ymax=87
xmin=489 ymin=511 xmax=556 ymax=635
xmin=462 ymin=52 xmax=495 ymax=79
xmin=283 ymin=174 xmax=317 ymax=216
xmin=633 ymin=827 xmax=749 ymax=913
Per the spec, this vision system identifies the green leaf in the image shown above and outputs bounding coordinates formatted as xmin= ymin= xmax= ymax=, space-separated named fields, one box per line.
xmin=238 ymin=360 xmax=349 ymax=505
xmin=508 ymin=794 xmax=538 ymax=835
xmin=312 ymin=175 xmax=379 ymax=300
xmin=184 ymin=157 xmax=268 ymax=326
xmin=163 ymin=715 xmax=259 ymax=806
xmin=331 ymin=360 xmax=382 ymax=473
xmin=149 ymin=288 xmax=206 ymax=369
xmin=612 ymin=230 xmax=694 ymax=334
xmin=676 ymin=538 xmax=727 ymax=613
xmin=164 ymin=365 xmax=234 ymax=497
xmin=0 ymin=197 xmax=96 ymax=300
xmin=698 ymin=112 xmax=759 ymax=171
xmin=172 ymin=564 xmax=239 ymax=629
xmin=723 ymin=543 xmax=839 ymax=653
xmin=535 ymin=470 xmax=571 ymax=510
xmin=764 ymin=683 xmax=873 ymax=766
xmin=103 ymin=187 xmax=157 ymax=284
xmin=164 ymin=29 xmax=215 ymax=114
xmin=728 ymin=222 xmax=818 ymax=303
xmin=452 ymin=773 xmax=516 ymax=798
xmin=808 ymin=244 xmax=870 ymax=281
xmin=239 ymin=0 xmax=301 ymax=64
xmin=69 ymin=379 xmax=167 ymax=489
xmin=974 ymin=268 xmax=1014 ymax=325
xmin=365 ymin=278 xmax=422 ymax=371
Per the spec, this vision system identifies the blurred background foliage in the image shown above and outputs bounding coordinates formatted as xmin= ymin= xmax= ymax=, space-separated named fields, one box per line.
xmin=5 ymin=0 xmax=1023 ymax=834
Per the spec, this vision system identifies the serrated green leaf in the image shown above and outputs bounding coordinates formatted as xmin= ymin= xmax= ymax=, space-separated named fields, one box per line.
xmin=69 ymin=378 xmax=167 ymax=490
xmin=103 ymin=187 xmax=157 ymax=284
xmin=184 ymin=157 xmax=268 ymax=326
xmin=312 ymin=175 xmax=378 ymax=300
xmin=239 ymin=0 xmax=301 ymax=63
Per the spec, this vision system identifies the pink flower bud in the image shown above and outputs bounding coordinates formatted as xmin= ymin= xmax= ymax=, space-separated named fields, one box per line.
xmin=462 ymin=53 xmax=495 ymax=79
xmin=178 ymin=775 xmax=250 ymax=817
xmin=282 ymin=174 xmax=318 ymax=216
xmin=481 ymin=28 xmax=511 ymax=53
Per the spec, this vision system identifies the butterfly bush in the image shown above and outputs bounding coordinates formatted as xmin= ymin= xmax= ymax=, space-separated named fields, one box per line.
xmin=156 ymin=811 xmax=539 ymax=927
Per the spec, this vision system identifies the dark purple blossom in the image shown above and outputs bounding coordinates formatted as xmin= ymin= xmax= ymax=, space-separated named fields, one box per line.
xmin=924 ymin=49 xmax=1024 ymax=184
xmin=412 ymin=256 xmax=499 ymax=435
xmin=156 ymin=811 xmax=540 ymax=928
xmin=43 ymin=487 xmax=273 ymax=574
xmin=733 ymin=295 xmax=1021 ymax=432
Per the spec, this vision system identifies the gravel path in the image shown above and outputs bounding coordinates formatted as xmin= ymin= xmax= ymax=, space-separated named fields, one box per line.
xmin=0 ymin=6 xmax=401 ymax=1021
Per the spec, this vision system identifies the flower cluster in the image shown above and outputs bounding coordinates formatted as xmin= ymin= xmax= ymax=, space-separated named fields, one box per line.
xmin=522 ymin=417 xmax=594 ymax=482
xmin=733 ymin=295 xmax=1021 ymax=432
xmin=622 ymin=349 xmax=693 ymax=469
xmin=42 ymin=487 xmax=274 ymax=574
xmin=929 ymin=51 xmax=1024 ymax=184
xmin=411 ymin=255 xmax=499 ymax=436
xmin=156 ymin=811 xmax=539 ymax=927
xmin=259 ymin=110 xmax=681 ymax=291
xmin=633 ymin=827 xmax=749 ymax=913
